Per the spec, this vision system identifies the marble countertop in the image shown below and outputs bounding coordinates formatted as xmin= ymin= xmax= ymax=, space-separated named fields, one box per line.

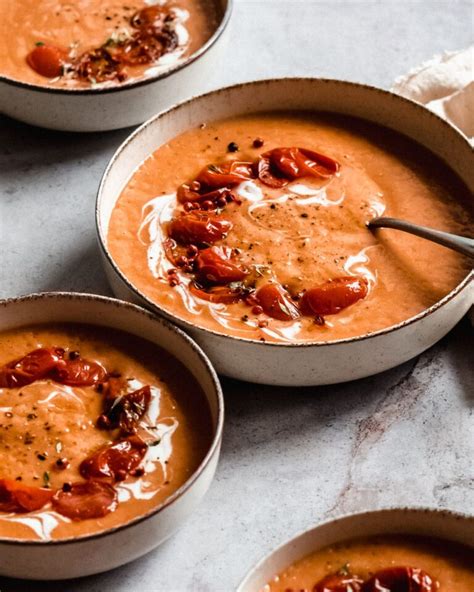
xmin=0 ymin=1 xmax=473 ymax=590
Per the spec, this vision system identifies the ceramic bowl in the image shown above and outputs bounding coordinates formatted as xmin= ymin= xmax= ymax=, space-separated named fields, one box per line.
xmin=96 ymin=78 xmax=474 ymax=386
xmin=0 ymin=0 xmax=231 ymax=132
xmin=0 ymin=292 xmax=223 ymax=580
xmin=237 ymin=507 xmax=474 ymax=591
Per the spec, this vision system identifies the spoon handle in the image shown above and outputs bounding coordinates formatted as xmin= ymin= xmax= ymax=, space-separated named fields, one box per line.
xmin=368 ymin=217 xmax=474 ymax=259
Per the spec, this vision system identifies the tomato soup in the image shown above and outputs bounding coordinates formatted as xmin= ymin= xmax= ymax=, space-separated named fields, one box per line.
xmin=0 ymin=0 xmax=220 ymax=87
xmin=262 ymin=535 xmax=474 ymax=592
xmin=107 ymin=112 xmax=473 ymax=344
xmin=0 ymin=324 xmax=212 ymax=540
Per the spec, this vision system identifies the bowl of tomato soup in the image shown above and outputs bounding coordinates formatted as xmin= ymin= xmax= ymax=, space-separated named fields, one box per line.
xmin=237 ymin=508 xmax=474 ymax=592
xmin=0 ymin=292 xmax=223 ymax=579
xmin=97 ymin=78 xmax=473 ymax=385
xmin=0 ymin=0 xmax=231 ymax=131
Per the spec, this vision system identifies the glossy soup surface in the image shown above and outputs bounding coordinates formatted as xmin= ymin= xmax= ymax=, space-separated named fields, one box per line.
xmin=0 ymin=0 xmax=219 ymax=87
xmin=107 ymin=112 xmax=473 ymax=343
xmin=0 ymin=323 xmax=213 ymax=540
xmin=262 ymin=535 xmax=474 ymax=592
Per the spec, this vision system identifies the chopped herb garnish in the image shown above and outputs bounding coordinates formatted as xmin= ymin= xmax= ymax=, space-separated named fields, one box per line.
xmin=149 ymin=439 xmax=161 ymax=447
xmin=35 ymin=41 xmax=45 ymax=46
xmin=337 ymin=562 xmax=350 ymax=576
xmin=43 ymin=471 xmax=50 ymax=488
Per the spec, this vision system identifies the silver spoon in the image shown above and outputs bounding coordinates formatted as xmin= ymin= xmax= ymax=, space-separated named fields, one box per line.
xmin=368 ymin=217 xmax=474 ymax=258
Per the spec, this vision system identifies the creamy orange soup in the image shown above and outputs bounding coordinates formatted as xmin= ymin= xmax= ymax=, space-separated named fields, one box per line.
xmin=0 ymin=323 xmax=212 ymax=540
xmin=263 ymin=535 xmax=474 ymax=592
xmin=0 ymin=0 xmax=219 ymax=87
xmin=107 ymin=113 xmax=473 ymax=343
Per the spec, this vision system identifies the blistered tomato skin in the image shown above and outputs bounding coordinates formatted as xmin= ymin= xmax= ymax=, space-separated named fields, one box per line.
xmin=270 ymin=147 xmax=340 ymax=180
xmin=131 ymin=5 xmax=168 ymax=29
xmin=52 ymin=481 xmax=118 ymax=521
xmin=196 ymin=247 xmax=247 ymax=285
xmin=104 ymin=385 xmax=151 ymax=434
xmin=255 ymin=153 xmax=289 ymax=188
xmin=196 ymin=161 xmax=253 ymax=189
xmin=301 ymin=277 xmax=368 ymax=316
xmin=256 ymin=284 xmax=300 ymax=321
xmin=0 ymin=479 xmax=54 ymax=513
xmin=26 ymin=44 xmax=66 ymax=78
xmin=313 ymin=573 xmax=364 ymax=592
xmin=0 ymin=347 xmax=64 ymax=388
xmin=79 ymin=436 xmax=148 ymax=482
xmin=257 ymin=147 xmax=340 ymax=187
xmin=52 ymin=357 xmax=108 ymax=387
xmin=168 ymin=212 xmax=233 ymax=246
xmin=362 ymin=567 xmax=439 ymax=592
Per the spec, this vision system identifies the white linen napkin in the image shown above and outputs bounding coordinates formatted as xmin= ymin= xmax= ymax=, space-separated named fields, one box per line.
xmin=392 ymin=46 xmax=474 ymax=144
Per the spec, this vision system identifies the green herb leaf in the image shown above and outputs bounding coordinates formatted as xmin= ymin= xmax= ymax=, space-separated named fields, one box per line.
xmin=43 ymin=471 xmax=50 ymax=488
xmin=35 ymin=41 xmax=45 ymax=47
xmin=337 ymin=562 xmax=350 ymax=576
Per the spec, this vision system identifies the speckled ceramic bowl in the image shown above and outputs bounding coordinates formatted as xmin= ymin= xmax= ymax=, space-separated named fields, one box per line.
xmin=237 ymin=508 xmax=474 ymax=591
xmin=0 ymin=292 xmax=223 ymax=580
xmin=96 ymin=78 xmax=473 ymax=386
xmin=0 ymin=0 xmax=231 ymax=132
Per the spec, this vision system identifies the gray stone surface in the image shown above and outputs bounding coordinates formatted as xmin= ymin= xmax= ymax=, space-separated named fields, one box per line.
xmin=0 ymin=1 xmax=473 ymax=590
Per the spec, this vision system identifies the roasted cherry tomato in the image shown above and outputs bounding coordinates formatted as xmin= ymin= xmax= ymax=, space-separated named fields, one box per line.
xmin=104 ymin=385 xmax=151 ymax=434
xmin=255 ymin=153 xmax=289 ymax=188
xmin=80 ymin=436 xmax=147 ymax=482
xmin=76 ymin=47 xmax=125 ymax=83
xmin=256 ymin=147 xmax=339 ymax=187
xmin=26 ymin=44 xmax=66 ymax=78
xmin=0 ymin=479 xmax=54 ymax=513
xmin=271 ymin=147 xmax=339 ymax=180
xmin=314 ymin=573 xmax=364 ymax=592
xmin=196 ymin=161 xmax=253 ymax=189
xmin=168 ymin=212 xmax=232 ymax=245
xmin=195 ymin=246 xmax=247 ymax=285
xmin=52 ymin=481 xmax=117 ymax=520
xmin=119 ymin=30 xmax=177 ymax=65
xmin=189 ymin=283 xmax=244 ymax=304
xmin=0 ymin=347 xmax=64 ymax=388
xmin=130 ymin=5 xmax=169 ymax=29
xmin=362 ymin=567 xmax=438 ymax=592
xmin=52 ymin=356 xmax=108 ymax=387
xmin=301 ymin=277 xmax=368 ymax=316
xmin=256 ymin=283 xmax=300 ymax=321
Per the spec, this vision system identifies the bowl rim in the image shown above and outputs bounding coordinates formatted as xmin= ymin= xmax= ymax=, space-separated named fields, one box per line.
xmin=0 ymin=0 xmax=233 ymax=96
xmin=237 ymin=506 xmax=474 ymax=591
xmin=0 ymin=291 xmax=224 ymax=546
xmin=96 ymin=77 xmax=474 ymax=349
